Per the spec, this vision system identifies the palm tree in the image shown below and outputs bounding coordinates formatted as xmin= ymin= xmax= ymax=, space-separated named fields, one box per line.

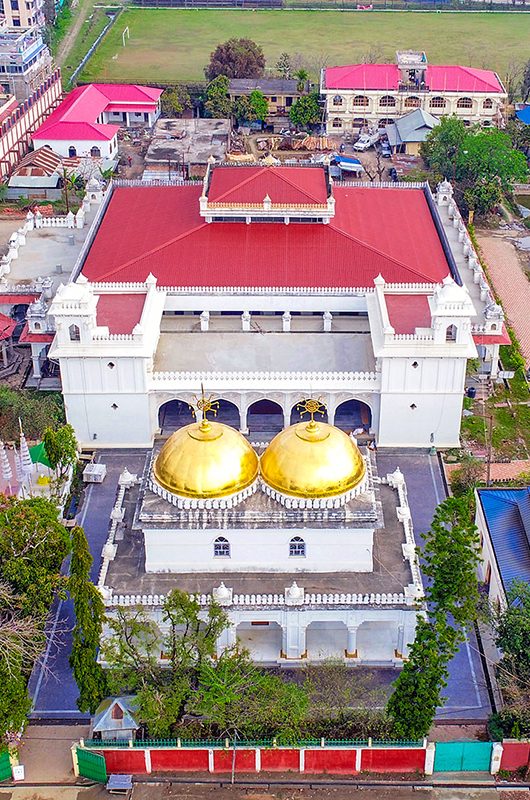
xmin=295 ymin=68 xmax=309 ymax=94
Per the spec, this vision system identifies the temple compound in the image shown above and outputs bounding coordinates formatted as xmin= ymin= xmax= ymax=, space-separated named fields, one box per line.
xmin=98 ymin=397 xmax=423 ymax=664
xmin=47 ymin=162 xmax=507 ymax=450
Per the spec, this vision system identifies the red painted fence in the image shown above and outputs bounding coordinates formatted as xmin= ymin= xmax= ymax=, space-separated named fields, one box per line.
xmin=499 ymin=741 xmax=530 ymax=771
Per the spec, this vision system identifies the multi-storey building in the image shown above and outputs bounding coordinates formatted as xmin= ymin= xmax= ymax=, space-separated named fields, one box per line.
xmin=0 ymin=25 xmax=52 ymax=101
xmin=321 ymin=51 xmax=506 ymax=134
xmin=1 ymin=0 xmax=45 ymax=29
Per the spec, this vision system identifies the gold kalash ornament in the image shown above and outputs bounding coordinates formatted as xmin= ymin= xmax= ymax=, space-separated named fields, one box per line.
xmin=153 ymin=385 xmax=259 ymax=498
xmin=260 ymin=397 xmax=366 ymax=499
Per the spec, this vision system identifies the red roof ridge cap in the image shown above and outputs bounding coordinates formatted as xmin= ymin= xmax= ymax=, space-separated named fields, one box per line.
xmin=270 ymin=167 xmax=327 ymax=204
xmin=91 ymin=219 xmax=209 ymax=282
xmin=212 ymin=166 xmax=268 ymax=203
xmin=329 ymin=220 xmax=441 ymax=283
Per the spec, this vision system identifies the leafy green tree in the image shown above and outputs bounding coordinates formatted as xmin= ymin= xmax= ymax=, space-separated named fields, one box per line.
xmin=421 ymin=494 xmax=481 ymax=629
xmin=68 ymin=526 xmax=107 ymax=713
xmin=0 ymin=494 xmax=70 ymax=619
xmin=204 ymin=75 xmax=233 ymax=119
xmin=522 ymin=58 xmax=530 ymax=102
xmin=506 ymin=118 xmax=530 ymax=154
xmin=289 ymin=92 xmax=320 ymax=130
xmin=276 ymin=52 xmax=292 ymax=79
xmin=387 ymin=618 xmax=457 ymax=739
xmin=162 ymin=589 xmax=228 ymax=677
xmin=101 ymin=606 xmax=162 ymax=692
xmin=457 ymin=129 xmax=528 ymax=194
xmin=233 ymin=95 xmax=254 ymax=124
xmin=249 ymin=90 xmax=268 ymax=122
xmin=136 ymin=681 xmax=190 ymax=738
xmin=421 ymin=116 xmax=466 ymax=180
xmin=494 ymin=579 xmax=530 ymax=684
xmin=295 ymin=68 xmax=309 ymax=93
xmin=161 ymin=85 xmax=191 ymax=118
xmin=205 ymin=38 xmax=265 ymax=81
xmin=44 ymin=423 xmax=78 ymax=482
xmin=0 ymin=661 xmax=31 ymax=748
xmin=449 ymin=457 xmax=485 ymax=497
xmin=0 ymin=387 xmax=64 ymax=442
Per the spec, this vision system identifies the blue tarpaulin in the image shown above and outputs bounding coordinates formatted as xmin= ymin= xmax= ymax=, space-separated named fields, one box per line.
xmin=516 ymin=106 xmax=530 ymax=125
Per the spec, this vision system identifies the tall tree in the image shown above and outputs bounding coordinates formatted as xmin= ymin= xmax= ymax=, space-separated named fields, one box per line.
xmin=276 ymin=52 xmax=292 ymax=79
xmin=0 ymin=387 xmax=64 ymax=442
xmin=421 ymin=116 xmax=466 ymax=180
xmin=289 ymin=92 xmax=320 ymax=130
xmin=0 ymin=660 xmax=31 ymax=748
xmin=44 ymin=423 xmax=78 ymax=482
xmin=162 ymin=589 xmax=228 ymax=677
xmin=522 ymin=58 xmax=530 ymax=102
xmin=205 ymin=38 xmax=265 ymax=81
xmin=101 ymin=606 xmax=162 ymax=692
xmin=295 ymin=68 xmax=309 ymax=94
xmin=249 ymin=90 xmax=268 ymax=122
xmin=204 ymin=75 xmax=233 ymax=119
xmin=68 ymin=526 xmax=107 ymax=713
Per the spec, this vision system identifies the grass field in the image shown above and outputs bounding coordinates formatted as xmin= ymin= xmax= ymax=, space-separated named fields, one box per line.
xmin=80 ymin=9 xmax=530 ymax=85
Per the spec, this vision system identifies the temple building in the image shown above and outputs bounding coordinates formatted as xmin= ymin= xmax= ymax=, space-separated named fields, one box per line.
xmin=98 ymin=397 xmax=423 ymax=665
xmin=47 ymin=162 xmax=507 ymax=450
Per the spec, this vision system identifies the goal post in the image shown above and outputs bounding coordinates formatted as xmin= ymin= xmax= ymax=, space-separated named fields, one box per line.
xmin=122 ymin=26 xmax=130 ymax=47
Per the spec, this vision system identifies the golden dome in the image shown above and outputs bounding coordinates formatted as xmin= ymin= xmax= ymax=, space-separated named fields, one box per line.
xmin=260 ymin=419 xmax=366 ymax=499
xmin=153 ymin=418 xmax=259 ymax=499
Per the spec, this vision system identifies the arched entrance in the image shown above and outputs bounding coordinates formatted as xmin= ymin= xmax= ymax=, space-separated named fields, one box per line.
xmin=236 ymin=621 xmax=282 ymax=663
xmin=306 ymin=621 xmax=347 ymax=660
xmin=356 ymin=621 xmax=395 ymax=663
xmin=247 ymin=399 xmax=283 ymax=439
xmin=158 ymin=399 xmax=193 ymax=434
xmin=334 ymin=400 xmax=371 ymax=434
xmin=10 ymin=303 xmax=29 ymax=342
xmin=215 ymin=398 xmax=240 ymax=429
xmin=290 ymin=402 xmax=328 ymax=426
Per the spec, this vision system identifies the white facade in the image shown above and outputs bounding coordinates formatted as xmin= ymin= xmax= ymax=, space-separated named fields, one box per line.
xmin=32 ymin=134 xmax=118 ymax=160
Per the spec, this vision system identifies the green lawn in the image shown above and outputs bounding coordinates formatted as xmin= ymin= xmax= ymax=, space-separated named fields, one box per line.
xmin=80 ymin=9 xmax=530 ymax=85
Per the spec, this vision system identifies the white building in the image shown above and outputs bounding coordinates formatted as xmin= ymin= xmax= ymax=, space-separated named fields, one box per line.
xmin=47 ymin=163 xmax=507 ymax=451
xmin=321 ymin=50 xmax=507 ymax=134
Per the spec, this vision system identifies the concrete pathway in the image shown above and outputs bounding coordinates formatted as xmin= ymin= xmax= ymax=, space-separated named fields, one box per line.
xmin=476 ymin=231 xmax=530 ymax=368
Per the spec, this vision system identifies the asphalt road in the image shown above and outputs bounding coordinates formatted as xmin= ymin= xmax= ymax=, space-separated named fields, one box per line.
xmin=29 ymin=447 xmax=491 ymax=721
xmin=376 ymin=449 xmax=491 ymax=721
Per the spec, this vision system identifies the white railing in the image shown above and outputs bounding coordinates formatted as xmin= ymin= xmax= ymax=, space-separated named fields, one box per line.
xmin=150 ymin=369 xmax=380 ymax=391
xmin=105 ymin=590 xmax=408 ymax=608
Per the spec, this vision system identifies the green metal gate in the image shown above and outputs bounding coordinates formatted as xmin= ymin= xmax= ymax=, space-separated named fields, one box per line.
xmin=434 ymin=741 xmax=493 ymax=772
xmin=76 ymin=748 xmax=107 ymax=783
xmin=0 ymin=750 xmax=12 ymax=782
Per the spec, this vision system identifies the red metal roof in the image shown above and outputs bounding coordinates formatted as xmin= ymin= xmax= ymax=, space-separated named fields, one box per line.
xmin=208 ymin=166 xmax=329 ymax=205
xmin=96 ymin=292 xmax=146 ymax=334
xmin=0 ymin=313 xmax=16 ymax=340
xmin=33 ymin=83 xmax=162 ymax=143
xmin=385 ymin=294 xmax=432 ymax=334
xmin=473 ymin=324 xmax=511 ymax=346
xmin=105 ymin=103 xmax=157 ymax=114
xmin=0 ymin=293 xmax=39 ymax=305
xmin=324 ymin=64 xmax=504 ymax=93
xmin=81 ymin=176 xmax=452 ymax=288
xmin=18 ymin=322 xmax=54 ymax=344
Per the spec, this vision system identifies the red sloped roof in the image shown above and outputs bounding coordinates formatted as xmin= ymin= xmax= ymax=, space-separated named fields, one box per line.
xmin=0 ymin=313 xmax=16 ymax=340
xmin=18 ymin=322 xmax=54 ymax=344
xmin=34 ymin=121 xmax=118 ymax=142
xmin=80 ymin=177 xmax=452 ymax=288
xmin=385 ymin=294 xmax=432 ymax=334
xmin=93 ymin=84 xmax=162 ymax=103
xmin=96 ymin=292 xmax=146 ymax=334
xmin=473 ymin=324 xmax=511 ymax=346
xmin=324 ymin=63 xmax=504 ymax=93
xmin=208 ymin=166 xmax=329 ymax=205
xmin=0 ymin=293 xmax=39 ymax=304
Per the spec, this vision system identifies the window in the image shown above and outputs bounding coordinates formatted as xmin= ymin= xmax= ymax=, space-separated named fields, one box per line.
xmin=69 ymin=323 xmax=80 ymax=341
xmin=271 ymin=96 xmax=277 ymax=103
xmin=410 ymin=403 xmax=417 ymax=410
xmin=214 ymin=536 xmax=230 ymax=558
xmin=111 ymin=403 xmax=118 ymax=410
xmin=90 ymin=146 xmax=101 ymax=158
xmin=430 ymin=96 xmax=446 ymax=109
xmin=379 ymin=95 xmax=396 ymax=108
xmin=353 ymin=95 xmax=369 ymax=107
xmin=332 ymin=117 xmax=342 ymax=128
xmin=404 ymin=96 xmax=421 ymax=108
xmin=10 ymin=1 xmax=19 ymax=9
xmin=111 ymin=704 xmax=124 ymax=720
xmin=34 ymin=322 xmax=41 ymax=330
xmin=107 ymin=361 xmax=115 ymax=369
xmin=286 ymin=97 xmax=293 ymax=107
xmin=446 ymin=324 xmax=457 ymax=342
xmin=289 ymin=536 xmax=306 ymax=557
xmin=332 ymin=95 xmax=343 ymax=106
xmin=457 ymin=97 xmax=473 ymax=109
xmin=483 ymin=98 xmax=493 ymax=109
xmin=411 ymin=361 xmax=418 ymax=369
xmin=68 ymin=145 xmax=77 ymax=157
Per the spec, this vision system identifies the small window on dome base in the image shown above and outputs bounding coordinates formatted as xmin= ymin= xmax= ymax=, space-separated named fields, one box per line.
xmin=289 ymin=536 xmax=306 ymax=557
xmin=214 ymin=536 xmax=230 ymax=558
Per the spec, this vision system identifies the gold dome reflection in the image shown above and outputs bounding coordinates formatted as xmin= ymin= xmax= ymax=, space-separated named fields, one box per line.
xmin=153 ymin=419 xmax=259 ymax=499
xmin=260 ymin=419 xmax=366 ymax=499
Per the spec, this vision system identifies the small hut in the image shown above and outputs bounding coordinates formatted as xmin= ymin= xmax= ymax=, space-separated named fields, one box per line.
xmin=91 ymin=696 xmax=140 ymax=741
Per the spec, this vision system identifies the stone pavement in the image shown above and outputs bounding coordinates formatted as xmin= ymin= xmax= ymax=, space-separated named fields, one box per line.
xmin=17 ymin=725 xmax=88 ymax=783
xmin=476 ymin=231 xmax=530 ymax=368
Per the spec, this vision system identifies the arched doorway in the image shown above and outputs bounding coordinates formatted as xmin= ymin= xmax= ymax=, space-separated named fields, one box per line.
xmin=236 ymin=621 xmax=282 ymax=663
xmin=90 ymin=146 xmax=101 ymax=158
xmin=68 ymin=146 xmax=77 ymax=157
xmin=247 ymin=399 xmax=283 ymax=439
xmin=215 ymin=398 xmax=240 ymax=429
xmin=356 ymin=621 xmax=396 ymax=662
xmin=158 ymin=399 xmax=193 ymax=434
xmin=334 ymin=399 xmax=371 ymax=434
xmin=10 ymin=303 xmax=29 ymax=342
xmin=306 ymin=621 xmax=347 ymax=660
xmin=290 ymin=402 xmax=328 ymax=426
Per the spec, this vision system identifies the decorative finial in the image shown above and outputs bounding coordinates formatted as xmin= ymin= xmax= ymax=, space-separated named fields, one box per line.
xmin=297 ymin=397 xmax=326 ymax=430
xmin=191 ymin=384 xmax=219 ymax=431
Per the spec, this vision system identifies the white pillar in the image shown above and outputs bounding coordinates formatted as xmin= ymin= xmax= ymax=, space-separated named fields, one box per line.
xmin=200 ymin=311 xmax=210 ymax=331
xmin=282 ymin=617 xmax=306 ymax=659
xmin=282 ymin=312 xmax=291 ymax=332
xmin=490 ymin=743 xmax=503 ymax=775
xmin=242 ymin=311 xmax=251 ymax=331
xmin=424 ymin=742 xmax=435 ymax=775
xmin=396 ymin=624 xmax=405 ymax=658
xmin=31 ymin=345 xmax=42 ymax=378
xmin=323 ymin=311 xmax=332 ymax=332
xmin=346 ymin=625 xmax=359 ymax=658
xmin=239 ymin=405 xmax=249 ymax=435
xmin=283 ymin=406 xmax=291 ymax=430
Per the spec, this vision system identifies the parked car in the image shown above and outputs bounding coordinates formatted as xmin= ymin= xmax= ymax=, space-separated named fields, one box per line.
xmin=379 ymin=141 xmax=392 ymax=158
xmin=353 ymin=130 xmax=380 ymax=152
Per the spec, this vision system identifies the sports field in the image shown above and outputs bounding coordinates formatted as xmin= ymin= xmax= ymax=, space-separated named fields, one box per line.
xmin=80 ymin=9 xmax=530 ymax=85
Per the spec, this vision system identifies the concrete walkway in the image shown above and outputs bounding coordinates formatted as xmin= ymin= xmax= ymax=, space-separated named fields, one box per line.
xmin=476 ymin=231 xmax=530 ymax=368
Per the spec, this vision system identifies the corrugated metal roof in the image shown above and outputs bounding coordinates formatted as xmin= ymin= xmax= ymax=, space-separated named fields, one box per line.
xmin=478 ymin=487 xmax=530 ymax=592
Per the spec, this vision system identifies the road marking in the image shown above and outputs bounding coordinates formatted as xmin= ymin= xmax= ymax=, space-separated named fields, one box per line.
xmin=465 ymin=634 xmax=482 ymax=708
xmin=428 ymin=453 xmax=443 ymax=505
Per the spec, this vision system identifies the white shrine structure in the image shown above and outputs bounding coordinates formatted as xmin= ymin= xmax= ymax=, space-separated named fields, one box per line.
xmin=46 ymin=163 xmax=507 ymax=450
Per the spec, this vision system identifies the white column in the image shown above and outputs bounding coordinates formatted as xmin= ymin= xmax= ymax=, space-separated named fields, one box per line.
xmin=424 ymin=743 xmax=435 ymax=775
xmin=282 ymin=312 xmax=291 ymax=332
xmin=346 ymin=625 xmax=359 ymax=658
xmin=282 ymin=616 xmax=306 ymax=659
xmin=323 ymin=311 xmax=332 ymax=332
xmin=31 ymin=344 xmax=42 ymax=378
xmin=241 ymin=311 xmax=251 ymax=331
xmin=200 ymin=311 xmax=210 ymax=331
xmin=283 ymin=405 xmax=291 ymax=430
xmin=491 ymin=743 xmax=503 ymax=775
xmin=239 ymin=405 xmax=249 ymax=435
xmin=396 ymin=624 xmax=405 ymax=658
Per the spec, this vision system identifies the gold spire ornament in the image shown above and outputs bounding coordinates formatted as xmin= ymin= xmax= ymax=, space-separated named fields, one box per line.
xmin=297 ymin=397 xmax=326 ymax=428
xmin=190 ymin=384 xmax=220 ymax=432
